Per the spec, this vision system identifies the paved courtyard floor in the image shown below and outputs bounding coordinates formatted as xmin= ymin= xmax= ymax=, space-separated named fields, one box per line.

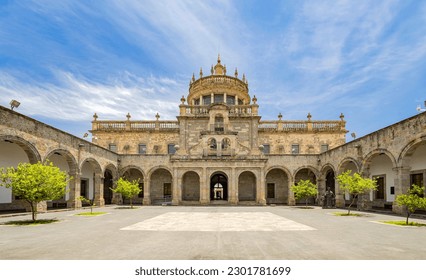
xmin=0 ymin=205 xmax=425 ymax=260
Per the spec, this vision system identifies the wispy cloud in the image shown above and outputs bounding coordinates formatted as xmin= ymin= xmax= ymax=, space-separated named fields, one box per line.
xmin=0 ymin=70 xmax=185 ymax=122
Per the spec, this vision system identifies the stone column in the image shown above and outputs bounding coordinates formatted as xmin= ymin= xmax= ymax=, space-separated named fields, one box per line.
xmin=94 ymin=174 xmax=105 ymax=207
xmin=172 ymin=169 xmax=180 ymax=205
xmin=392 ymin=166 xmax=410 ymax=214
xmin=257 ymin=169 xmax=266 ymax=205
xmin=335 ymin=178 xmax=346 ymax=208
xmin=229 ymin=168 xmax=238 ymax=205
xmin=288 ymin=176 xmax=295 ymax=205
xmin=200 ymin=168 xmax=209 ymax=205
xmin=67 ymin=172 xmax=82 ymax=209
xmin=317 ymin=177 xmax=325 ymax=206
xmin=143 ymin=177 xmax=151 ymax=205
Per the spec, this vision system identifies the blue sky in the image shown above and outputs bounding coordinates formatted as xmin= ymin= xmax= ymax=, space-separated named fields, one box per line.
xmin=1 ymin=0 xmax=426 ymax=141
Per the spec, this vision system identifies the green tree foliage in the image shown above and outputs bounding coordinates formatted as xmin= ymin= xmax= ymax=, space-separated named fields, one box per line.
xmin=78 ymin=196 xmax=96 ymax=214
xmin=336 ymin=170 xmax=377 ymax=215
xmin=112 ymin=177 xmax=140 ymax=209
xmin=0 ymin=161 xmax=70 ymax=221
xmin=395 ymin=184 xmax=426 ymax=225
xmin=291 ymin=179 xmax=318 ymax=208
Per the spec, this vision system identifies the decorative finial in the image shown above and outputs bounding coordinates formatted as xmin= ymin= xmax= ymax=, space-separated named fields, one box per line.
xmin=242 ymin=73 xmax=246 ymax=82
xmin=278 ymin=113 xmax=282 ymax=120
xmin=211 ymin=65 xmax=214 ymax=75
xmin=340 ymin=113 xmax=345 ymax=121
xmin=252 ymin=95 xmax=257 ymax=104
xmin=126 ymin=113 xmax=131 ymax=120
xmin=223 ymin=65 xmax=226 ymax=75
xmin=192 ymin=73 xmax=195 ymax=82
xmin=234 ymin=68 xmax=238 ymax=78
xmin=93 ymin=113 xmax=98 ymax=121
xmin=217 ymin=53 xmax=221 ymax=64
xmin=307 ymin=112 xmax=312 ymax=121
xmin=199 ymin=67 xmax=203 ymax=78
xmin=181 ymin=95 xmax=186 ymax=104
xmin=155 ymin=112 xmax=160 ymax=120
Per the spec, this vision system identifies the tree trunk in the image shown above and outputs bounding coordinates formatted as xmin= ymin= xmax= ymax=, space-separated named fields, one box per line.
xmin=305 ymin=197 xmax=308 ymax=208
xmin=406 ymin=211 xmax=410 ymax=225
xmin=347 ymin=195 xmax=357 ymax=215
xmin=130 ymin=198 xmax=133 ymax=209
xmin=28 ymin=200 xmax=37 ymax=222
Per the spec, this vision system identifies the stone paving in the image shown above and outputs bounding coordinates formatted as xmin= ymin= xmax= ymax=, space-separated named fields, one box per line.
xmin=0 ymin=205 xmax=426 ymax=260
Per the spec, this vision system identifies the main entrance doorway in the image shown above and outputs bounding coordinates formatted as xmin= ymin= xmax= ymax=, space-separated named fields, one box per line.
xmin=210 ymin=173 xmax=228 ymax=201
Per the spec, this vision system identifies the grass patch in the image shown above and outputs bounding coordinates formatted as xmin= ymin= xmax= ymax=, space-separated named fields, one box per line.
xmin=332 ymin=212 xmax=364 ymax=217
xmin=3 ymin=219 xmax=59 ymax=226
xmin=74 ymin=212 xmax=107 ymax=216
xmin=295 ymin=206 xmax=315 ymax=209
xmin=381 ymin=221 xmax=426 ymax=227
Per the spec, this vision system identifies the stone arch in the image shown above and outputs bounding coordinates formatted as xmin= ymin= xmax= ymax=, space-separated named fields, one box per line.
xmin=121 ymin=166 xmax=144 ymax=205
xmin=320 ymin=164 xmax=336 ymax=197
xmin=0 ymin=135 xmax=41 ymax=206
xmin=44 ymin=148 xmax=77 ymax=173
xmin=293 ymin=167 xmax=318 ymax=205
xmin=150 ymin=167 xmax=173 ymax=205
xmin=79 ymin=157 xmax=102 ymax=174
xmin=361 ymin=149 xmax=397 ymax=175
xmin=182 ymin=171 xmax=200 ymax=201
xmin=361 ymin=150 xmax=397 ymax=207
xmin=398 ymin=135 xmax=426 ymax=167
xmin=210 ymin=171 xmax=229 ymax=201
xmin=238 ymin=171 xmax=256 ymax=202
xmin=147 ymin=165 xmax=172 ymax=179
xmin=121 ymin=165 xmax=145 ymax=179
xmin=265 ymin=167 xmax=290 ymax=204
xmin=44 ymin=149 xmax=77 ymax=208
xmin=293 ymin=166 xmax=319 ymax=182
xmin=103 ymin=163 xmax=118 ymax=205
xmin=337 ymin=157 xmax=360 ymax=174
xmin=0 ymin=135 xmax=41 ymax=163
xmin=79 ymin=158 xmax=102 ymax=206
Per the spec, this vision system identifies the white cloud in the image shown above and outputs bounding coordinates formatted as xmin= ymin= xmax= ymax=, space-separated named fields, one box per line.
xmin=0 ymin=71 xmax=186 ymax=122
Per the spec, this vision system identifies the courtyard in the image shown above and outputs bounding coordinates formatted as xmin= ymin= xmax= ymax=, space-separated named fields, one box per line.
xmin=0 ymin=206 xmax=425 ymax=260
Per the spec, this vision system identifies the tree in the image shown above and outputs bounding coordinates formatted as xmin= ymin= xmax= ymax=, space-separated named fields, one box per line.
xmin=78 ymin=196 xmax=96 ymax=214
xmin=291 ymin=179 xmax=318 ymax=208
xmin=0 ymin=161 xmax=70 ymax=221
xmin=112 ymin=177 xmax=141 ymax=209
xmin=395 ymin=184 xmax=426 ymax=225
xmin=336 ymin=170 xmax=377 ymax=215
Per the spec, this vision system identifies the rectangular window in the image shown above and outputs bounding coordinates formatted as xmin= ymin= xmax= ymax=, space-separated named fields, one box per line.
xmin=138 ymin=183 xmax=144 ymax=198
xmin=267 ymin=183 xmax=275 ymax=198
xmin=138 ymin=144 xmax=147 ymax=154
xmin=390 ymin=186 xmax=395 ymax=195
xmin=214 ymin=94 xmax=224 ymax=103
xmin=410 ymin=173 xmax=424 ymax=187
xmin=263 ymin=144 xmax=270 ymax=154
xmin=194 ymin=98 xmax=200 ymax=105
xmin=108 ymin=144 xmax=117 ymax=152
xmin=203 ymin=95 xmax=211 ymax=105
xmin=374 ymin=175 xmax=385 ymax=200
xmin=226 ymin=95 xmax=235 ymax=105
xmin=321 ymin=144 xmax=329 ymax=153
xmin=291 ymin=144 xmax=299 ymax=154
xmin=163 ymin=183 xmax=172 ymax=197
xmin=168 ymin=144 xmax=176 ymax=154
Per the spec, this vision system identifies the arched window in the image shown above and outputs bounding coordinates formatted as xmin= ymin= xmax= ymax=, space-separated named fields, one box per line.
xmin=222 ymin=138 xmax=230 ymax=150
xmin=209 ymin=138 xmax=217 ymax=150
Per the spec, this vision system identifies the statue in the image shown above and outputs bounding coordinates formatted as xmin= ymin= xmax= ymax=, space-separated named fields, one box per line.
xmin=322 ymin=187 xmax=335 ymax=208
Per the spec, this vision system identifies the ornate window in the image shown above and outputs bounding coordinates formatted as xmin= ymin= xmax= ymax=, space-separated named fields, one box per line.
xmin=209 ymin=138 xmax=217 ymax=150
xmin=222 ymin=138 xmax=230 ymax=150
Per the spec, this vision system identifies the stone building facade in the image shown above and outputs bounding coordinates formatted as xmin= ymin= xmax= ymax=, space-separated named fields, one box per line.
xmin=1 ymin=57 xmax=426 ymax=214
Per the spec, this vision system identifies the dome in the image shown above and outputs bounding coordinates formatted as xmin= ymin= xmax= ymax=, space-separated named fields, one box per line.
xmin=187 ymin=55 xmax=250 ymax=106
